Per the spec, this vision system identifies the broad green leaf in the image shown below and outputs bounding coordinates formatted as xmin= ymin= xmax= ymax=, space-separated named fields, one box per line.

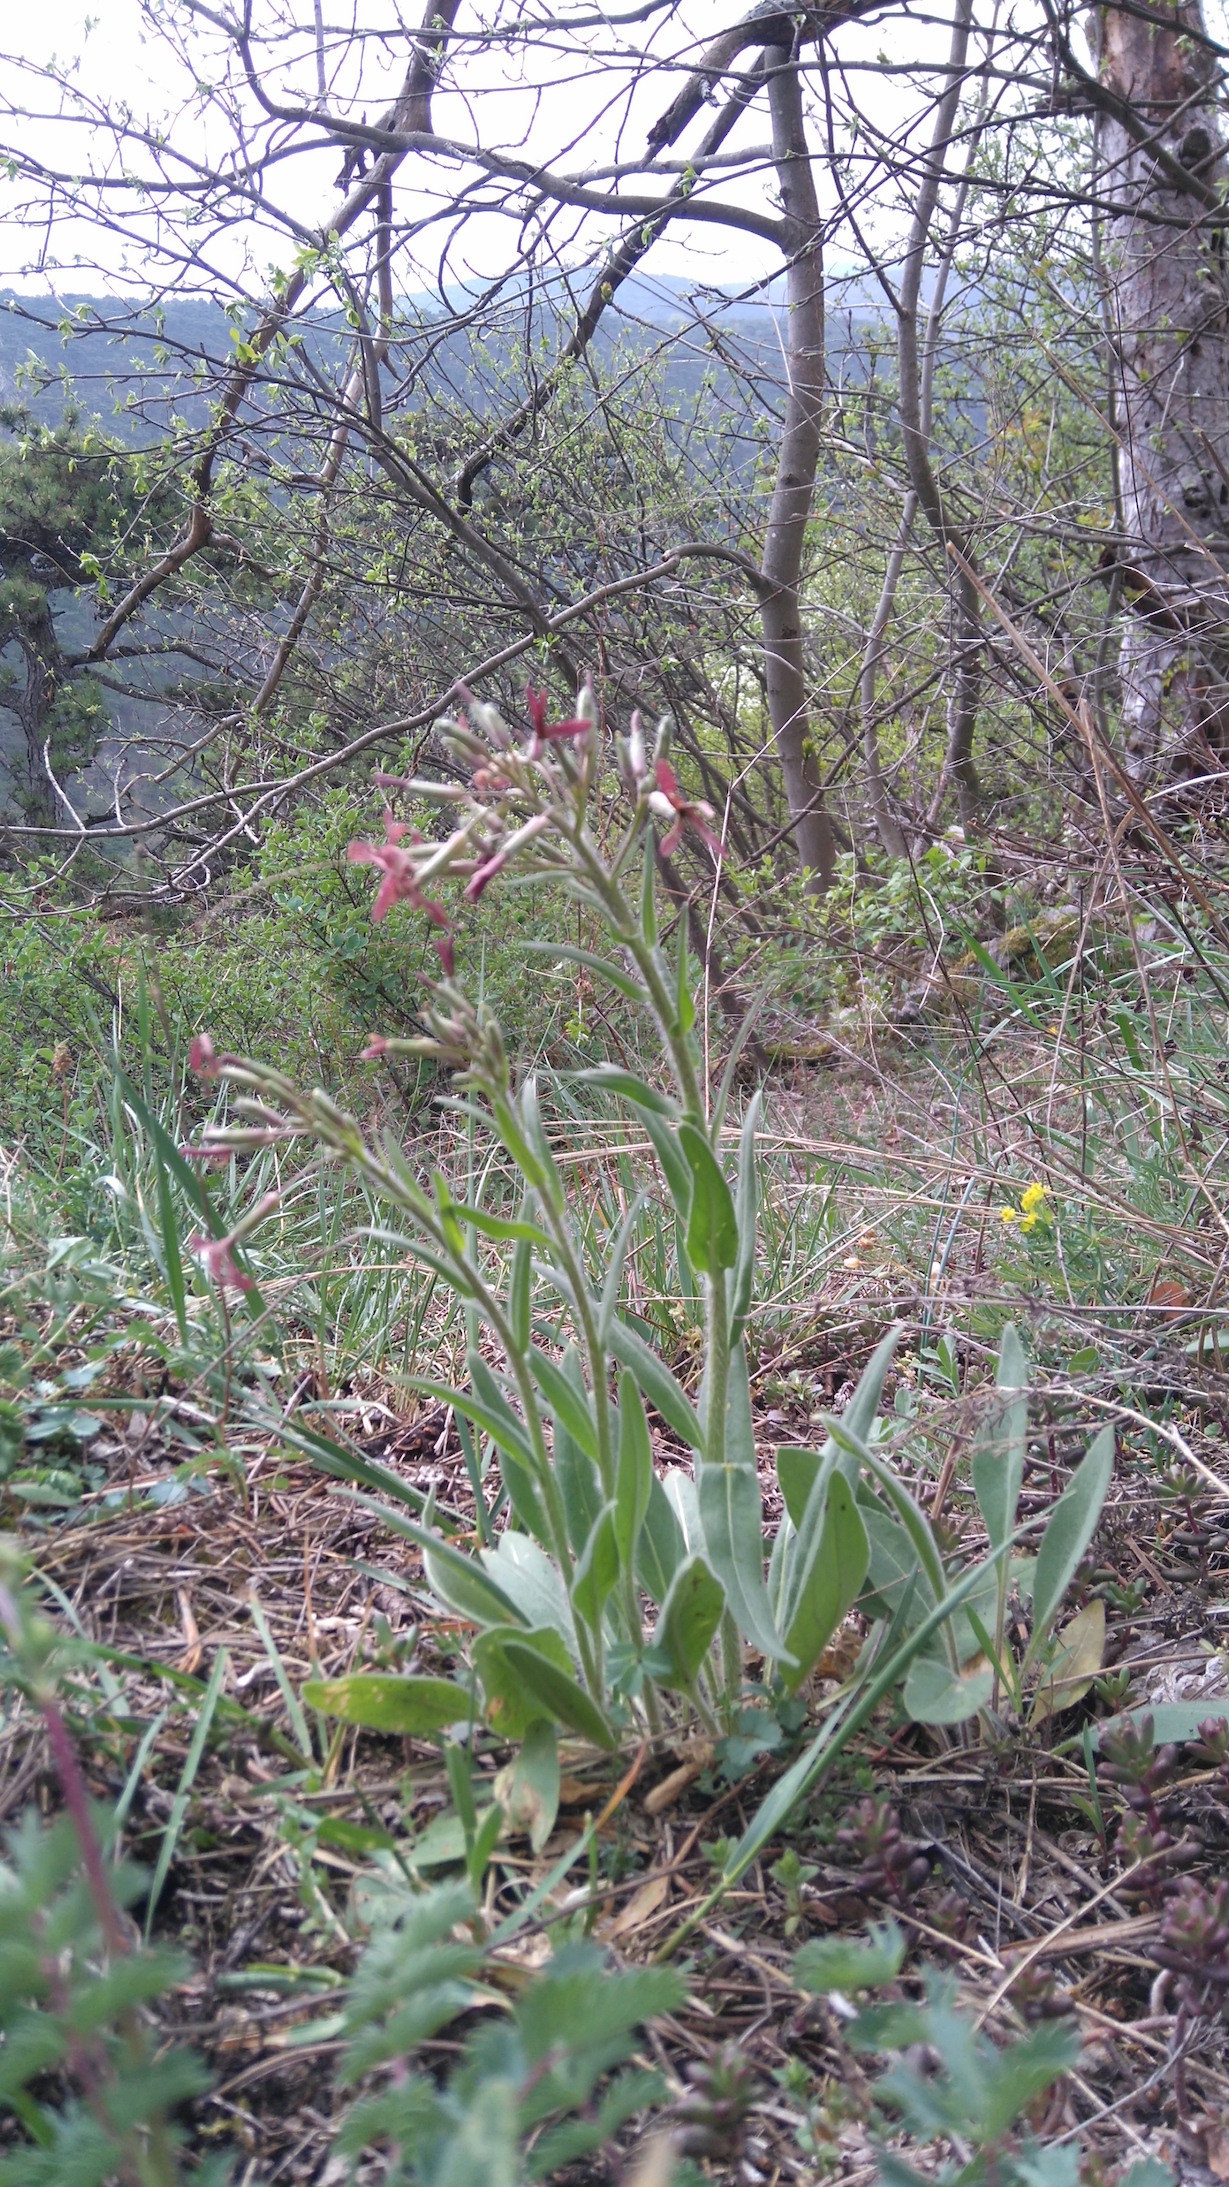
xmin=1029 ymin=1597 xmax=1105 ymax=1724
xmin=422 ymin=1540 xmax=527 ymax=1630
xmin=482 ymin=1533 xmax=576 ymax=1651
xmin=501 ymin=1640 xmax=617 ymax=1749
xmin=554 ymin=1417 xmax=603 ymax=1558
xmin=793 ymin=1920 xmax=906 ymax=1994
xmin=499 ymin=1447 xmax=554 ymax=1548
xmin=467 ymin=1350 xmax=537 ymax=1469
xmin=776 ymin=1446 xmax=821 ymax=1530
xmin=614 ymin=1371 xmax=652 ymax=1572
xmin=343 ymin=1496 xmax=524 ymax=1628
xmin=608 ymin=1317 xmax=704 ymax=1451
xmin=302 ymin=1674 xmax=470 ymax=1734
xmin=569 ymin=1065 xmax=677 ymax=1117
xmin=664 ymin=1469 xmax=702 ymax=1553
xmin=475 ymin=1625 xmax=574 ymax=1741
xmin=698 ymin=1461 xmax=792 ymax=1662
xmin=859 ymin=1501 xmax=937 ymax=1625
xmin=528 ymin=1346 xmax=599 ymax=1462
xmin=781 ymin=1476 xmax=869 ymax=1693
xmin=636 ymin=1109 xmax=693 ymax=1218
xmin=521 ymin=939 xmax=649 ymax=1006
xmin=678 ymin=1122 xmax=738 ymax=1274
xmin=831 ymin=1418 xmax=950 ymax=1641
xmin=903 ymin=1654 xmax=995 ymax=1724
xmin=635 ymin=1472 xmax=686 ymax=1604
xmin=972 ymin=1322 xmax=1028 ymax=1550
xmin=1024 ymin=1423 xmax=1115 ymax=1672
xmin=659 ymin=1554 xmax=725 ymax=1688
xmin=571 ymin=1502 xmax=619 ymax=1633
xmin=493 ymin=1719 xmax=559 ymax=1855
xmin=721 ymin=1336 xmax=757 ymax=1471
xmin=729 ymin=1092 xmax=761 ymax=1335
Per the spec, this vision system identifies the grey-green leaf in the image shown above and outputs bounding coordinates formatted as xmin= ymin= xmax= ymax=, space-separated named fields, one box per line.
xmin=659 ymin=1554 xmax=725 ymax=1689
xmin=614 ymin=1371 xmax=652 ymax=1573
xmin=781 ymin=1475 xmax=869 ymax=1694
xmin=1024 ymin=1424 xmax=1115 ymax=1671
xmin=972 ymin=1322 xmax=1028 ymax=1550
xmin=698 ymin=1461 xmax=792 ymax=1663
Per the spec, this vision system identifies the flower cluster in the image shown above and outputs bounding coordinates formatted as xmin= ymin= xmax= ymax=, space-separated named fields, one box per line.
xmin=999 ymin=1181 xmax=1052 ymax=1233
xmin=339 ymin=682 xmax=724 ymax=997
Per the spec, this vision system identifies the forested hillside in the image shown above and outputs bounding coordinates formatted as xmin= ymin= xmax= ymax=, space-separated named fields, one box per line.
xmin=1 ymin=5 xmax=1229 ymax=2184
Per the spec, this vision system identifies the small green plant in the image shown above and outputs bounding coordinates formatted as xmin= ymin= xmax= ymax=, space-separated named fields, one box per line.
xmin=323 ymin=1874 xmax=685 ymax=2183
xmin=0 ymin=1541 xmax=226 ymax=2187
xmin=793 ymin=1920 xmax=1114 ymax=2187
xmin=770 ymin=1844 xmax=819 ymax=1937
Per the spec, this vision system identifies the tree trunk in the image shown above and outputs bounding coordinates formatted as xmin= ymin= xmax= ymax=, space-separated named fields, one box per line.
xmin=761 ymin=46 xmax=838 ymax=893
xmin=1098 ymin=0 xmax=1229 ymax=782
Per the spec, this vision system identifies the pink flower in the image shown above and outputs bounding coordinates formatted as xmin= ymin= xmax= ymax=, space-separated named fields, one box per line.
xmin=187 ymin=1231 xmax=253 ymax=1291
xmin=347 ymin=813 xmax=452 ymax=939
xmin=433 ymin=931 xmax=455 ymax=976
xmin=360 ymin=1038 xmax=390 ymax=1060
xmin=464 ymin=848 xmax=509 ymax=902
xmin=188 ymin=1034 xmax=219 ymax=1079
xmin=526 ymin=686 xmax=589 ymax=750
xmin=648 ymin=760 xmax=724 ymax=862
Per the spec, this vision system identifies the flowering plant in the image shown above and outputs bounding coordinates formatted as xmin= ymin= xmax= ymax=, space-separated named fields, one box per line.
xmin=177 ymin=685 xmax=1111 ymax=1779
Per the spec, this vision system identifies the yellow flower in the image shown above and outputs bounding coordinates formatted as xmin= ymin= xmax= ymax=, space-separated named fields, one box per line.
xmin=1020 ymin=1182 xmax=1051 ymax=1214
xmin=999 ymin=1206 xmax=1018 ymax=1224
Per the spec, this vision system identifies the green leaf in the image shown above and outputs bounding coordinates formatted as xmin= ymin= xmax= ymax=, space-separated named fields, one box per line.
xmin=521 ymin=940 xmax=649 ymax=1006
xmin=302 ymin=1674 xmax=470 ymax=1734
xmin=446 ymin=1204 xmax=554 ymax=1248
xmin=637 ymin=1110 xmax=693 ymax=1219
xmin=598 ymin=1195 xmax=645 ymax=1348
xmin=1023 ymin=1423 xmax=1115 ymax=1672
xmin=659 ymin=1554 xmax=725 ymax=1688
xmin=474 ymin=1625 xmax=575 ymax=1741
xmin=501 ymin=1640 xmax=617 ymax=1750
xmin=678 ymin=1122 xmax=739 ymax=1274
xmin=635 ymin=1471 xmax=686 ymax=1605
xmin=346 ymin=1501 xmax=525 ymax=1628
xmin=493 ymin=1719 xmax=559 ymax=1855
xmin=509 ymin=1236 xmax=533 ymax=1353
xmin=781 ymin=1475 xmax=869 ymax=1694
xmin=614 ymin=1371 xmax=652 ymax=1573
xmin=776 ymin=1447 xmax=821 ymax=1530
xmin=729 ymin=1092 xmax=761 ymax=1335
xmin=572 ymin=1502 xmax=619 ymax=1633
xmin=697 ymin=1462 xmax=792 ymax=1662
xmin=528 ymin=1347 xmax=599 ymax=1462
xmin=903 ymin=1654 xmax=995 ymax=1724
xmin=607 ymin=1317 xmax=704 ymax=1451
xmin=793 ymin=1920 xmax=906 ymax=1994
xmin=972 ymin=1322 xmax=1028 ymax=1550
xmin=404 ymin=1370 xmax=536 ymax=1476
xmin=569 ymin=1066 xmax=677 ymax=1116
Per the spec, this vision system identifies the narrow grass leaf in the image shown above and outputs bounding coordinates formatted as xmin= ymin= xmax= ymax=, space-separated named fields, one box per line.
xmin=145 ymin=1646 xmax=228 ymax=1937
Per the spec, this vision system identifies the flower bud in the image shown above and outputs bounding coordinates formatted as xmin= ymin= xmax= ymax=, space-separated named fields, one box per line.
xmin=651 ymin=712 xmax=673 ymax=764
xmin=627 ymin=708 xmax=647 ymax=782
